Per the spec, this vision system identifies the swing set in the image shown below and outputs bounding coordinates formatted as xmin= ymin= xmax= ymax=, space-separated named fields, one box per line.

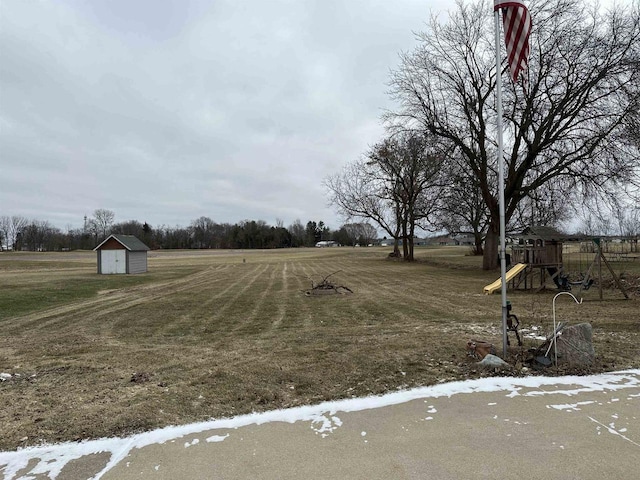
xmin=561 ymin=238 xmax=629 ymax=300
xmin=505 ymin=227 xmax=629 ymax=299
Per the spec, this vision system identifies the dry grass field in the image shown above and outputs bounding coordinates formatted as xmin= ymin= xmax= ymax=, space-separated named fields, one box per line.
xmin=1 ymin=247 xmax=638 ymax=451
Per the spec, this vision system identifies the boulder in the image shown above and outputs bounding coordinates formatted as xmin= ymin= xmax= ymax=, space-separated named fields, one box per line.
xmin=478 ymin=354 xmax=511 ymax=370
xmin=550 ymin=323 xmax=595 ymax=366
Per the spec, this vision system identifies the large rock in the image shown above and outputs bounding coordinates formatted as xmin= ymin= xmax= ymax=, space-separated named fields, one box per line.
xmin=551 ymin=323 xmax=595 ymax=366
xmin=478 ymin=354 xmax=511 ymax=370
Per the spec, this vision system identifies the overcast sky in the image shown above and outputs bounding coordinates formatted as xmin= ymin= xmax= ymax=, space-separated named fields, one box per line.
xmin=0 ymin=0 xmax=455 ymax=231
xmin=1 ymin=1 xmax=626 ymax=232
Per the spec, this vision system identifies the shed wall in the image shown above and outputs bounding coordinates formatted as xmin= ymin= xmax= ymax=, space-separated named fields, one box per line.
xmin=127 ymin=251 xmax=148 ymax=274
xmin=99 ymin=238 xmax=125 ymax=250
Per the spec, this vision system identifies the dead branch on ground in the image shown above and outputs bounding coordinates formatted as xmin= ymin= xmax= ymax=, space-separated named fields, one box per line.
xmin=304 ymin=271 xmax=353 ymax=296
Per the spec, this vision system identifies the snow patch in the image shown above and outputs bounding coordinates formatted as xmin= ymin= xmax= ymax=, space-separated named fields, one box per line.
xmin=588 ymin=416 xmax=640 ymax=447
xmin=205 ymin=434 xmax=229 ymax=443
xmin=520 ymin=326 xmax=548 ymax=341
xmin=547 ymin=401 xmax=596 ymax=411
xmin=310 ymin=414 xmax=342 ymax=438
xmin=1 ymin=370 xmax=638 ymax=480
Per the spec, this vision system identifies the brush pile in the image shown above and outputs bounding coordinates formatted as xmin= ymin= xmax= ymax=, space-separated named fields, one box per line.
xmin=304 ymin=271 xmax=353 ymax=296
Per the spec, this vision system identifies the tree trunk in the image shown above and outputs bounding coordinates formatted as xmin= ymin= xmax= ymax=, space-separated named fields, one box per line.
xmin=401 ymin=221 xmax=409 ymax=260
xmin=406 ymin=221 xmax=415 ymax=261
xmin=408 ymin=236 xmax=414 ymax=261
xmin=474 ymin=231 xmax=484 ymax=256
xmin=482 ymin=222 xmax=500 ymax=270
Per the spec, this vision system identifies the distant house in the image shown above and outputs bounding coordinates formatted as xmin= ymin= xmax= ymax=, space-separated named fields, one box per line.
xmin=378 ymin=238 xmax=395 ymax=247
xmin=378 ymin=237 xmax=426 ymax=247
xmin=453 ymin=234 xmax=475 ymax=246
xmin=93 ymin=234 xmax=150 ymax=274
xmin=315 ymin=241 xmax=338 ymax=247
xmin=427 ymin=235 xmax=457 ymax=246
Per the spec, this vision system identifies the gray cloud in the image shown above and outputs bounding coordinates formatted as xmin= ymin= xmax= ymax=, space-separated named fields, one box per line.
xmin=1 ymin=0 xmax=448 ymax=230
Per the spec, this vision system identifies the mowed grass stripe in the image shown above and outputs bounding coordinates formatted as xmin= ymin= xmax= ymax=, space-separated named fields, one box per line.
xmin=307 ymin=258 xmax=434 ymax=325
xmin=33 ymin=267 xmax=228 ymax=337
xmin=209 ymin=263 xmax=271 ymax=331
xmin=106 ymin=263 xmax=268 ymax=340
xmin=270 ymin=261 xmax=289 ymax=329
xmin=315 ymin=256 xmax=496 ymax=323
xmin=53 ymin=265 xmax=225 ymax=338
xmin=5 ymin=266 xmax=215 ymax=329
xmin=276 ymin=260 xmax=314 ymax=330
xmin=233 ymin=263 xmax=284 ymax=335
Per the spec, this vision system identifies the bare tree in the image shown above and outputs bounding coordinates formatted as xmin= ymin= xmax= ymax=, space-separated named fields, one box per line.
xmin=338 ymin=222 xmax=379 ymax=246
xmin=511 ymin=178 xmax=572 ymax=232
xmin=354 ymin=222 xmax=379 ymax=245
xmin=326 ymin=159 xmax=403 ymax=255
xmin=92 ymin=209 xmax=115 ymax=240
xmin=0 ymin=216 xmax=28 ymax=250
xmin=85 ymin=218 xmax=99 ymax=245
xmin=288 ymin=219 xmax=306 ymax=247
xmin=21 ymin=220 xmax=60 ymax=251
xmin=577 ymin=211 xmax=615 ymax=237
xmin=190 ymin=216 xmax=216 ymax=248
xmin=434 ymin=157 xmax=489 ymax=255
xmin=371 ymin=134 xmax=446 ymax=260
xmin=387 ymin=0 xmax=640 ymax=269
xmin=0 ymin=216 xmax=9 ymax=250
xmin=326 ymin=133 xmax=445 ymax=261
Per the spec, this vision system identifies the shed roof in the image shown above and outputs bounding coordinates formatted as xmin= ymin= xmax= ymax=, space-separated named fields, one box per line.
xmin=519 ymin=226 xmax=569 ymax=241
xmin=93 ymin=234 xmax=150 ymax=252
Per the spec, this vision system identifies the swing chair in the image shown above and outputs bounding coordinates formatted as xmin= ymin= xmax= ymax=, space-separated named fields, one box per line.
xmin=554 ymin=274 xmax=591 ymax=292
xmin=561 ymin=243 xmax=595 ymax=291
xmin=564 ymin=238 xmax=628 ymax=299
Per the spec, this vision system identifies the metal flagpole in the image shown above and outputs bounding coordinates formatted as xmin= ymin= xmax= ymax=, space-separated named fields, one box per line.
xmin=494 ymin=9 xmax=509 ymax=357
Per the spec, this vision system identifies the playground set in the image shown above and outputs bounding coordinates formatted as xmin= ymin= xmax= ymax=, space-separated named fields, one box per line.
xmin=483 ymin=226 xmax=630 ymax=300
xmin=482 ymin=226 xmax=635 ymax=352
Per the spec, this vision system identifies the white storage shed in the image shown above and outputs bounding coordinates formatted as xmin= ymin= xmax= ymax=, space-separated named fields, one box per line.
xmin=93 ymin=234 xmax=150 ymax=274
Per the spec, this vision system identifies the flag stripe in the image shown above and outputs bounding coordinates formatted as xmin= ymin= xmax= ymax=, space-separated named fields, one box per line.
xmin=494 ymin=0 xmax=531 ymax=82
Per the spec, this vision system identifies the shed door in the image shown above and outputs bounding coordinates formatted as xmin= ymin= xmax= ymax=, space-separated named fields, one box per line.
xmin=101 ymin=250 xmax=126 ymax=274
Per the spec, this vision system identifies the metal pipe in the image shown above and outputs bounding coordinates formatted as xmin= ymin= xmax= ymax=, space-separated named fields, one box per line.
xmin=494 ymin=10 xmax=508 ymax=357
xmin=551 ymin=292 xmax=583 ymax=366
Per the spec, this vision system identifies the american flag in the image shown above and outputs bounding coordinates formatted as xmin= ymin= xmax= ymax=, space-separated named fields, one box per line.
xmin=494 ymin=0 xmax=532 ymax=82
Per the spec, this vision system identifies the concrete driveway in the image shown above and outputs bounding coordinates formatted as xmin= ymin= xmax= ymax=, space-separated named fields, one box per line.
xmin=2 ymin=370 xmax=639 ymax=480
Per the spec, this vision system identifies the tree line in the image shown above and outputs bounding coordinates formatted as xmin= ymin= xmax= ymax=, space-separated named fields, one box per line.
xmin=0 ymin=211 xmax=379 ymax=252
xmin=326 ymin=0 xmax=640 ymax=267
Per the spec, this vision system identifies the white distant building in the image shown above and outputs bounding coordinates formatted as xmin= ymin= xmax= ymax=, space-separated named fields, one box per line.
xmin=315 ymin=241 xmax=338 ymax=247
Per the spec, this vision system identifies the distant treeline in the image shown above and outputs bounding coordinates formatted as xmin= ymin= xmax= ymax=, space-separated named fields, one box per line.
xmin=0 ymin=213 xmax=378 ymax=252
